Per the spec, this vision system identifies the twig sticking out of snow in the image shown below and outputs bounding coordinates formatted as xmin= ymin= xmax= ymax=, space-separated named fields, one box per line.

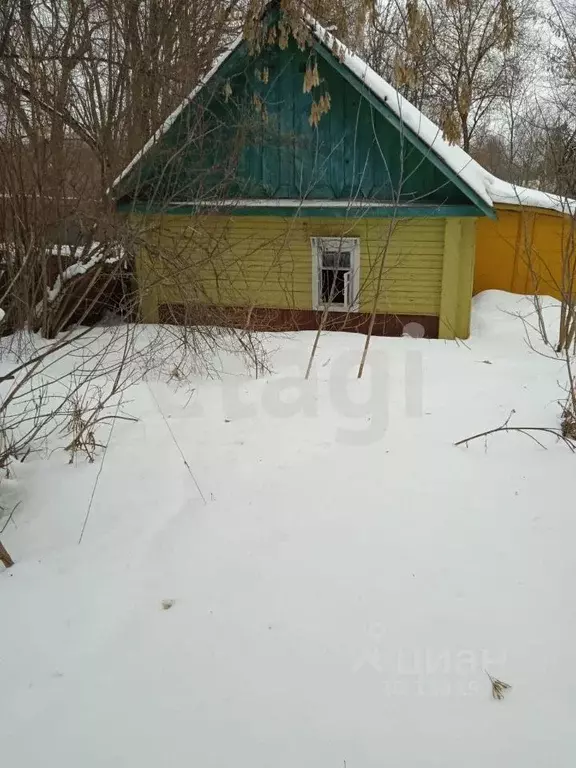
xmin=561 ymin=404 xmax=576 ymax=440
xmin=0 ymin=501 xmax=21 ymax=535
xmin=486 ymin=671 xmax=512 ymax=700
xmin=146 ymin=382 xmax=207 ymax=504
xmin=455 ymin=409 xmax=576 ymax=452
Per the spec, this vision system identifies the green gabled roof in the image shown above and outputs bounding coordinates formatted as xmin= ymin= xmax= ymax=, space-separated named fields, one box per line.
xmin=114 ymin=13 xmax=495 ymax=219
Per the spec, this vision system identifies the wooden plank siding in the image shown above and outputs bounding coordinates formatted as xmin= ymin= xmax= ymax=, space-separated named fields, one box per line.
xmin=475 ymin=205 xmax=576 ymax=300
xmin=135 ymin=214 xmax=449 ymax=325
xmin=456 ymin=219 xmax=477 ymax=339
xmin=438 ymin=218 xmax=476 ymax=339
xmin=118 ymin=38 xmax=485 ymax=214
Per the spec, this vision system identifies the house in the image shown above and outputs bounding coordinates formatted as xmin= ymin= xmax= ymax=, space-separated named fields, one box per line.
xmin=114 ymin=8 xmax=573 ymax=339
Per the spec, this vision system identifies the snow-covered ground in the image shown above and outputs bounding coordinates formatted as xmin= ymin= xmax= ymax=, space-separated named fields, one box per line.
xmin=1 ymin=291 xmax=575 ymax=767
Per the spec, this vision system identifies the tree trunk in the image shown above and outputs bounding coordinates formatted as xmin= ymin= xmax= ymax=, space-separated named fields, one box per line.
xmin=461 ymin=114 xmax=470 ymax=153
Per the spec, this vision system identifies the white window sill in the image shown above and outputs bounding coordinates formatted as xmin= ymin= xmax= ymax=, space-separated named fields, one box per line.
xmin=313 ymin=305 xmax=360 ymax=313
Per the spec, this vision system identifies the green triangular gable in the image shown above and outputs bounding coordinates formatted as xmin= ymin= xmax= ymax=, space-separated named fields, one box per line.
xmin=116 ymin=33 xmax=493 ymax=218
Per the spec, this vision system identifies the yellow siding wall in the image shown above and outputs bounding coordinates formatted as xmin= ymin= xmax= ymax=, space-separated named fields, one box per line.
xmin=136 ymin=213 xmax=447 ymax=316
xmin=457 ymin=219 xmax=477 ymax=339
xmin=135 ymin=213 xmax=477 ymax=337
xmin=438 ymin=218 xmax=476 ymax=339
xmin=475 ymin=206 xmax=575 ymax=299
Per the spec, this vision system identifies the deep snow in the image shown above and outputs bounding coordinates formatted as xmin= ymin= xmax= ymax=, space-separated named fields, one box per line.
xmin=1 ymin=291 xmax=575 ymax=767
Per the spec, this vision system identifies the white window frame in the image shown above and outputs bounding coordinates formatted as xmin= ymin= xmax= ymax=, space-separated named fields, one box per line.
xmin=311 ymin=237 xmax=361 ymax=312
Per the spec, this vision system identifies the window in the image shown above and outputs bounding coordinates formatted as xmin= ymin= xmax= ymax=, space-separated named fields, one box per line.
xmin=311 ymin=237 xmax=360 ymax=312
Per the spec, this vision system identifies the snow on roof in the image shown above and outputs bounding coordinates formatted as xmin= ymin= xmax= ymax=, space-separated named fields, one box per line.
xmin=309 ymin=18 xmax=576 ymax=216
xmin=307 ymin=18 xmax=491 ymax=208
xmin=480 ymin=172 xmax=576 ymax=214
xmin=113 ymin=13 xmax=575 ymax=217
xmin=111 ymin=36 xmax=244 ymax=191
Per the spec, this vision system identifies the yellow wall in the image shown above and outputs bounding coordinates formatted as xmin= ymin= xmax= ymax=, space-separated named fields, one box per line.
xmin=135 ymin=213 xmax=476 ymax=338
xmin=475 ymin=205 xmax=575 ymax=299
xmin=438 ymin=218 xmax=476 ymax=339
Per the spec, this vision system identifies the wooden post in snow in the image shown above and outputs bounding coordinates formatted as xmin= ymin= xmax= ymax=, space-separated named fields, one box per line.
xmin=0 ymin=540 xmax=14 ymax=568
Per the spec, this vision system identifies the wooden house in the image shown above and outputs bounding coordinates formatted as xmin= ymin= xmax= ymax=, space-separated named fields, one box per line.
xmin=114 ymin=9 xmax=573 ymax=338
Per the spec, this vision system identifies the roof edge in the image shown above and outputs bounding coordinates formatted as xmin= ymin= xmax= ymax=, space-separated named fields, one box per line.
xmin=110 ymin=35 xmax=244 ymax=193
xmin=110 ymin=10 xmax=575 ymax=219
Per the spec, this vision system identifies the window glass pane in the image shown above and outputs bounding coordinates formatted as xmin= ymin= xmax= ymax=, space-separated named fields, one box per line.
xmin=321 ymin=268 xmax=347 ymax=305
xmin=321 ymin=249 xmax=351 ymax=269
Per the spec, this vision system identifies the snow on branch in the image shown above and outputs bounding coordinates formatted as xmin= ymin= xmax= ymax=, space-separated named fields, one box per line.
xmin=36 ymin=243 xmax=125 ymax=314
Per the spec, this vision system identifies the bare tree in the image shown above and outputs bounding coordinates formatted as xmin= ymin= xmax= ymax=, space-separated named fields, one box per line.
xmin=364 ymin=0 xmax=533 ymax=153
xmin=0 ymin=0 xmax=278 ymax=561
